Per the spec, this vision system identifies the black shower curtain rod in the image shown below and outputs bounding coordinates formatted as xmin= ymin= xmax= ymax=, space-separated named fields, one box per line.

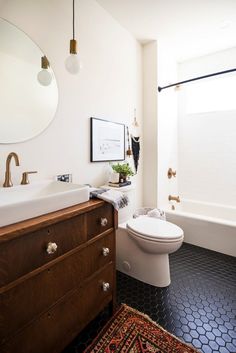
xmin=158 ymin=68 xmax=236 ymax=92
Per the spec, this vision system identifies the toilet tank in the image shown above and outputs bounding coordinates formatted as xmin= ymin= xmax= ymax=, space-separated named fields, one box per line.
xmin=102 ymin=184 xmax=136 ymax=224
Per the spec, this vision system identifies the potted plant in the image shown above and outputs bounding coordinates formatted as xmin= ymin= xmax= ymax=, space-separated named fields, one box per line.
xmin=111 ymin=163 xmax=134 ymax=183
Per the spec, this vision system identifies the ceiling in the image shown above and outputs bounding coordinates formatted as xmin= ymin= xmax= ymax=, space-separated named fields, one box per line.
xmin=96 ymin=0 xmax=236 ymax=62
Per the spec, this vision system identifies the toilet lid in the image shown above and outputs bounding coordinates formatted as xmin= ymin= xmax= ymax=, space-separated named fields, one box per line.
xmin=127 ymin=217 xmax=183 ymax=241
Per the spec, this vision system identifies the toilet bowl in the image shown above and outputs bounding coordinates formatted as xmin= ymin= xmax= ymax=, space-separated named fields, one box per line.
xmin=116 ymin=216 xmax=184 ymax=287
xmin=103 ymin=184 xmax=184 ymax=287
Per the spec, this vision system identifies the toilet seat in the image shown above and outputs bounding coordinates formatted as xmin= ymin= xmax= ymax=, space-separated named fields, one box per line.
xmin=127 ymin=217 xmax=184 ymax=242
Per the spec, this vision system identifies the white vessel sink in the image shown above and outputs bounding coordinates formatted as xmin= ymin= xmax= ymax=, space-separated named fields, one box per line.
xmin=0 ymin=180 xmax=90 ymax=227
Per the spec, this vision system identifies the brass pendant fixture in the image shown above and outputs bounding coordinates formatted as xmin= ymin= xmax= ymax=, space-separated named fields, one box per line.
xmin=65 ymin=0 xmax=80 ymax=74
xmin=70 ymin=39 xmax=77 ymax=54
xmin=37 ymin=55 xmax=52 ymax=86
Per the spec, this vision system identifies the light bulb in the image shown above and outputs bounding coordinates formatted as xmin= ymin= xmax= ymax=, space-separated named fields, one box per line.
xmin=37 ymin=69 xmax=52 ymax=86
xmin=65 ymin=53 xmax=80 ymax=74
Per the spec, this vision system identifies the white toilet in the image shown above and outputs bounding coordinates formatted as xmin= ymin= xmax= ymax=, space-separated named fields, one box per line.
xmin=115 ymin=185 xmax=184 ymax=287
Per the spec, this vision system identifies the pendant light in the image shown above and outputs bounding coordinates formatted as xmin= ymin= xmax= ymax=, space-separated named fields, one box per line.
xmin=37 ymin=56 xmax=52 ymax=86
xmin=131 ymin=109 xmax=140 ymax=137
xmin=65 ymin=0 xmax=80 ymax=74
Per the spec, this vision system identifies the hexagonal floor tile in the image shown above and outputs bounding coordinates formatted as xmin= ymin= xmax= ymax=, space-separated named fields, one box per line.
xmin=63 ymin=243 xmax=236 ymax=353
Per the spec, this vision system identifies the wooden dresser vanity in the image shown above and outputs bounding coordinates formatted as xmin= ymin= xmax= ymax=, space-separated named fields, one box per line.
xmin=0 ymin=199 xmax=117 ymax=353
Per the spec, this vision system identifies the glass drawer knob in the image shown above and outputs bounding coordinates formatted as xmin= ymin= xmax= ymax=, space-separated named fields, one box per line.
xmin=100 ymin=217 xmax=108 ymax=227
xmin=46 ymin=242 xmax=58 ymax=254
xmin=102 ymin=282 xmax=110 ymax=292
xmin=102 ymin=247 xmax=110 ymax=256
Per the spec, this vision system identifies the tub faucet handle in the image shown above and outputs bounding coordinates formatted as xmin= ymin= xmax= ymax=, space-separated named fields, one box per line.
xmin=168 ymin=195 xmax=180 ymax=203
xmin=168 ymin=168 xmax=177 ymax=179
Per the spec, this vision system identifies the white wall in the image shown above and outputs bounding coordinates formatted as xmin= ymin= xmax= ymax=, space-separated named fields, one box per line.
xmin=0 ymin=0 xmax=143 ymax=207
xmin=178 ymin=48 xmax=236 ymax=207
xmin=157 ymin=43 xmax=178 ymax=209
xmin=143 ymin=41 xmax=158 ymax=207
xmin=142 ymin=41 xmax=178 ymax=209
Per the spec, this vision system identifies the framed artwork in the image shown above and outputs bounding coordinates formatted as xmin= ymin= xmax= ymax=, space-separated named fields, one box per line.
xmin=90 ymin=117 xmax=125 ymax=162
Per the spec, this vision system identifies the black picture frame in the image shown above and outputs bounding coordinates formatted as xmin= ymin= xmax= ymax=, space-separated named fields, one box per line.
xmin=90 ymin=117 xmax=125 ymax=162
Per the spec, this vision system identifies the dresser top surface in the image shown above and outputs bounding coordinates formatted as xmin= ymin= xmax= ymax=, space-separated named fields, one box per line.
xmin=0 ymin=199 xmax=106 ymax=242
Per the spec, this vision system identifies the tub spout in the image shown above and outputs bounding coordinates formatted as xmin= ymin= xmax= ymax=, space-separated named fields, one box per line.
xmin=168 ymin=195 xmax=180 ymax=203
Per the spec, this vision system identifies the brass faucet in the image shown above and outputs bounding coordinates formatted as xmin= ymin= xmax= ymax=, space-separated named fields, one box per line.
xmin=3 ymin=152 xmax=20 ymax=187
xmin=168 ymin=195 xmax=180 ymax=203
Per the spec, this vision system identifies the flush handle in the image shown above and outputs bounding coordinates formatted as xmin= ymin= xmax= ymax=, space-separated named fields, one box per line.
xmin=46 ymin=242 xmax=58 ymax=255
xmin=102 ymin=247 xmax=110 ymax=257
xmin=100 ymin=217 xmax=108 ymax=227
xmin=102 ymin=282 xmax=110 ymax=292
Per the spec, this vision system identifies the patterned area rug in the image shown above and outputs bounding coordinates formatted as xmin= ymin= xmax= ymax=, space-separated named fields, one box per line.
xmin=84 ymin=304 xmax=200 ymax=352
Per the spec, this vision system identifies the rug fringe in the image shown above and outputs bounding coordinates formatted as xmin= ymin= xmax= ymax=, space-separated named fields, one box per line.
xmin=121 ymin=303 xmax=200 ymax=352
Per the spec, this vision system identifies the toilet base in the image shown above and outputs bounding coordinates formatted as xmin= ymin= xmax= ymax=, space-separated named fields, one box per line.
xmin=120 ymin=253 xmax=171 ymax=287
xmin=116 ymin=226 xmax=171 ymax=287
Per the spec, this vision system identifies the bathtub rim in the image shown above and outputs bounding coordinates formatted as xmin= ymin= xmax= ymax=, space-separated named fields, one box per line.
xmin=165 ymin=209 xmax=236 ymax=228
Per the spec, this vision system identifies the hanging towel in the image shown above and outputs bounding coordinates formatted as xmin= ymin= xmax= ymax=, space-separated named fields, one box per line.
xmin=90 ymin=188 xmax=129 ymax=210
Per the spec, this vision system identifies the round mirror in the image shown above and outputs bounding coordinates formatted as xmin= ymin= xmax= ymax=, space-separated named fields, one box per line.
xmin=0 ymin=18 xmax=58 ymax=143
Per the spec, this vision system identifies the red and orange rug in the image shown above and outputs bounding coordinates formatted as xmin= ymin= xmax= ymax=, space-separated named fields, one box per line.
xmin=84 ymin=304 xmax=200 ymax=352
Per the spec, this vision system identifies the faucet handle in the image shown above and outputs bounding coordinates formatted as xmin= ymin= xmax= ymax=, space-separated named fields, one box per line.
xmin=21 ymin=171 xmax=37 ymax=185
xmin=167 ymin=168 xmax=177 ymax=179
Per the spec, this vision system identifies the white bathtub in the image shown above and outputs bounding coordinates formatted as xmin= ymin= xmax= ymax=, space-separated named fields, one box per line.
xmin=165 ymin=199 xmax=236 ymax=257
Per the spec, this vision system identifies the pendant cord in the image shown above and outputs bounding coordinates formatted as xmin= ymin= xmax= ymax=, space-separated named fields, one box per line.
xmin=73 ymin=0 xmax=75 ymax=40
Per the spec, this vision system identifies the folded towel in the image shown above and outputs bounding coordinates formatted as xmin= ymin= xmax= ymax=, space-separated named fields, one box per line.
xmin=133 ymin=207 xmax=166 ymax=220
xmin=133 ymin=207 xmax=153 ymax=218
xmin=147 ymin=208 xmax=166 ymax=220
xmin=90 ymin=188 xmax=129 ymax=210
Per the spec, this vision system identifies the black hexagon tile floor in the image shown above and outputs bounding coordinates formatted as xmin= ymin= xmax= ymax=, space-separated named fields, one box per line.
xmin=63 ymin=243 xmax=236 ymax=353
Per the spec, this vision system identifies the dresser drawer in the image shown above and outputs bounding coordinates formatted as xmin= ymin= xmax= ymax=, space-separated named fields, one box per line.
xmin=0 ymin=214 xmax=86 ymax=286
xmin=87 ymin=203 xmax=114 ymax=239
xmin=0 ymin=232 xmax=115 ymax=343
xmin=1 ymin=264 xmax=113 ymax=353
